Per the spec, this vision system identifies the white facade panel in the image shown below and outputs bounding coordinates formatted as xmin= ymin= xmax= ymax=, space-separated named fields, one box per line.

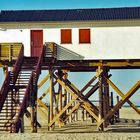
xmin=43 ymin=27 xmax=140 ymax=60
xmin=0 ymin=29 xmax=30 ymax=56
xmin=1 ymin=25 xmax=140 ymax=60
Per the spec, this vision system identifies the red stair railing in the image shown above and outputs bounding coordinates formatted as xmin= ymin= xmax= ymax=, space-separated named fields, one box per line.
xmin=0 ymin=45 xmax=24 ymax=113
xmin=11 ymin=47 xmax=44 ymax=132
xmin=12 ymin=45 xmax=24 ymax=84
xmin=0 ymin=72 xmax=11 ymax=112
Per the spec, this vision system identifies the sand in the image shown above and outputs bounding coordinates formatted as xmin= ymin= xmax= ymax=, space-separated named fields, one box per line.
xmin=1 ymin=133 xmax=140 ymax=140
xmin=0 ymin=107 xmax=140 ymax=140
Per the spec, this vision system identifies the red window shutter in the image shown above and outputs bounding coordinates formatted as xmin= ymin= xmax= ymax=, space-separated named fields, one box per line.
xmin=79 ymin=29 xmax=90 ymax=43
xmin=61 ymin=29 xmax=72 ymax=44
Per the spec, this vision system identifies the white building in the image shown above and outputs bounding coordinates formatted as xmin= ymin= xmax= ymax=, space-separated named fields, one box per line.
xmin=0 ymin=7 xmax=140 ymax=60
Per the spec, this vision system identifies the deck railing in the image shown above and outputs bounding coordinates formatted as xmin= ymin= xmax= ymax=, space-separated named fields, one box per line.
xmin=0 ymin=43 xmax=22 ymax=61
xmin=44 ymin=42 xmax=57 ymax=59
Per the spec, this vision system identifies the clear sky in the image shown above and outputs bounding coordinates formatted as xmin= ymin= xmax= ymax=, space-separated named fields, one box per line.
xmin=1 ymin=0 xmax=140 ymax=10
xmin=0 ymin=0 xmax=140 ymax=106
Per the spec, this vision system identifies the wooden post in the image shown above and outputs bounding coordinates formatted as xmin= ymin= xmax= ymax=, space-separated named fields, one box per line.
xmin=31 ymin=72 xmax=37 ymax=133
xmin=63 ymin=89 xmax=67 ymax=124
xmin=110 ymin=92 xmax=114 ymax=124
xmin=98 ymin=66 xmax=104 ymax=131
xmin=48 ymin=105 xmax=50 ymax=131
xmin=20 ymin=117 xmax=24 ymax=133
xmin=116 ymin=95 xmax=120 ymax=122
xmin=63 ymin=71 xmax=68 ymax=124
xmin=58 ymin=70 xmax=63 ymax=112
xmin=3 ymin=64 xmax=8 ymax=77
xmin=49 ymin=69 xmax=54 ymax=130
xmin=67 ymin=92 xmax=70 ymax=123
xmin=103 ymin=68 xmax=110 ymax=127
xmin=82 ymin=107 xmax=85 ymax=121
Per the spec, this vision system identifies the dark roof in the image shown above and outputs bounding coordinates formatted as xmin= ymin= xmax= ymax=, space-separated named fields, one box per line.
xmin=1 ymin=7 xmax=140 ymax=22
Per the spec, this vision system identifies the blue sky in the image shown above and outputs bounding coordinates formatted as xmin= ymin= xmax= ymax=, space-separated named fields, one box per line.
xmin=1 ymin=0 xmax=140 ymax=10
xmin=1 ymin=0 xmax=140 ymax=106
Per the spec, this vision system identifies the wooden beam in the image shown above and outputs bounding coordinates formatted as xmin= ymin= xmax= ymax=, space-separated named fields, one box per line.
xmin=50 ymin=74 xmax=99 ymax=126
xmin=37 ymin=98 xmax=48 ymax=111
xmin=38 ymin=74 xmax=50 ymax=89
xmin=107 ymin=78 xmax=140 ymax=115
xmin=38 ymin=80 xmax=57 ymax=100
xmin=48 ymin=98 xmax=77 ymax=127
xmin=98 ymin=66 xmax=104 ymax=131
xmin=80 ymin=69 xmax=103 ymax=93
xmin=97 ymin=80 xmax=140 ymax=128
xmin=49 ymin=70 xmax=54 ymax=130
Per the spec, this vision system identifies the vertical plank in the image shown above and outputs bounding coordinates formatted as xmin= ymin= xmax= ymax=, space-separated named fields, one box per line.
xmin=98 ymin=66 xmax=104 ymax=131
xmin=49 ymin=69 xmax=54 ymax=130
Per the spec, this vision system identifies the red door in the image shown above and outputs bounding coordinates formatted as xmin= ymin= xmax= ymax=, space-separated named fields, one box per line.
xmin=31 ymin=30 xmax=43 ymax=57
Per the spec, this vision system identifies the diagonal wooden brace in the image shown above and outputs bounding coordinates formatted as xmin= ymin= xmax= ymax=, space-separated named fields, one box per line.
xmin=52 ymin=74 xmax=99 ymax=122
xmin=107 ymin=78 xmax=140 ymax=115
xmin=38 ymin=74 xmax=50 ymax=89
xmin=49 ymin=71 xmax=103 ymax=127
xmin=97 ymin=80 xmax=140 ymax=128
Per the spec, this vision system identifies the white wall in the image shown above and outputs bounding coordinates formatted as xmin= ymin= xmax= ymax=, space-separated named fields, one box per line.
xmin=0 ymin=29 xmax=30 ymax=56
xmin=44 ymin=27 xmax=140 ymax=60
xmin=1 ymin=26 xmax=140 ymax=59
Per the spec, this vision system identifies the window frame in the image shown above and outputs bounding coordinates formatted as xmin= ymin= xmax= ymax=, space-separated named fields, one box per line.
xmin=79 ymin=29 xmax=91 ymax=44
xmin=61 ymin=29 xmax=72 ymax=44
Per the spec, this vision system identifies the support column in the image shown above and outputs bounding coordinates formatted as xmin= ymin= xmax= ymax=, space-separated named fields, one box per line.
xmin=98 ymin=67 xmax=104 ymax=131
xmin=20 ymin=117 xmax=24 ymax=133
xmin=58 ymin=70 xmax=63 ymax=112
xmin=63 ymin=71 xmax=68 ymax=124
xmin=110 ymin=92 xmax=114 ymax=125
xmin=103 ymin=68 xmax=110 ymax=127
xmin=116 ymin=95 xmax=120 ymax=122
xmin=31 ymin=72 xmax=37 ymax=133
xmin=49 ymin=69 xmax=54 ymax=131
xmin=3 ymin=64 xmax=8 ymax=77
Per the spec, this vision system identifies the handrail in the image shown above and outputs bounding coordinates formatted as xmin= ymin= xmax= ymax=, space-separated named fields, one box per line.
xmin=35 ymin=47 xmax=44 ymax=78
xmin=11 ymin=72 xmax=33 ymax=132
xmin=0 ymin=44 xmax=24 ymax=113
xmin=12 ymin=45 xmax=24 ymax=84
xmin=11 ymin=47 xmax=44 ymax=132
xmin=44 ymin=42 xmax=57 ymax=58
xmin=0 ymin=72 xmax=10 ymax=112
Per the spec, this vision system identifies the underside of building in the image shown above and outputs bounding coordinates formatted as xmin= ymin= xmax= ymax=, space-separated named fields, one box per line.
xmin=0 ymin=43 xmax=140 ymax=133
xmin=0 ymin=7 xmax=140 ymax=133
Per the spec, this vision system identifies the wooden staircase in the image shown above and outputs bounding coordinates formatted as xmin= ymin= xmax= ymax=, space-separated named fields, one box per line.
xmin=44 ymin=42 xmax=57 ymax=60
xmin=0 ymin=45 xmax=43 ymax=132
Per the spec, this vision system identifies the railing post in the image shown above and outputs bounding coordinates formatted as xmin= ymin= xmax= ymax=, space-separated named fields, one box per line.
xmin=98 ymin=66 xmax=104 ymax=131
xmin=110 ymin=92 xmax=114 ymax=124
xmin=9 ymin=45 xmax=12 ymax=62
xmin=49 ymin=68 xmax=54 ymax=131
xmin=30 ymin=72 xmax=37 ymax=133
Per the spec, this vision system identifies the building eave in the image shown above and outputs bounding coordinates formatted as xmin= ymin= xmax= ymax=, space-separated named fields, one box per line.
xmin=0 ymin=19 xmax=140 ymax=29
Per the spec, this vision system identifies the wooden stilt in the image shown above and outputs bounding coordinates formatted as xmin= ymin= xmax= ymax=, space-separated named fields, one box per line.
xmin=30 ymin=72 xmax=37 ymax=133
xmin=20 ymin=117 xmax=24 ymax=133
xmin=110 ymin=92 xmax=114 ymax=124
xmin=103 ymin=68 xmax=110 ymax=127
xmin=98 ymin=67 xmax=104 ymax=131
xmin=49 ymin=69 xmax=54 ymax=131
xmin=58 ymin=70 xmax=63 ymax=112
xmin=116 ymin=95 xmax=120 ymax=122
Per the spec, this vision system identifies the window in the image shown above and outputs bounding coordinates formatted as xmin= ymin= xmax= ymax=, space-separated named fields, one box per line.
xmin=61 ymin=29 xmax=72 ymax=44
xmin=79 ymin=29 xmax=90 ymax=43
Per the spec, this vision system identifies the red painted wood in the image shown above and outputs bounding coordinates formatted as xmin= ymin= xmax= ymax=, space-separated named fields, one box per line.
xmin=31 ymin=30 xmax=43 ymax=57
xmin=61 ymin=29 xmax=72 ymax=44
xmin=79 ymin=29 xmax=90 ymax=43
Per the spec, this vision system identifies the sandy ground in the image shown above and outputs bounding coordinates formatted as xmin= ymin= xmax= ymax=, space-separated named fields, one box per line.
xmin=1 ymin=107 xmax=140 ymax=140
